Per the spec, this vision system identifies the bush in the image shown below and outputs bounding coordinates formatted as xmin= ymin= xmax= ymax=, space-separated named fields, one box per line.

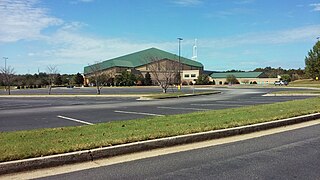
xmin=280 ymin=74 xmax=291 ymax=82
xmin=226 ymin=75 xmax=239 ymax=84
xmin=196 ymin=74 xmax=210 ymax=85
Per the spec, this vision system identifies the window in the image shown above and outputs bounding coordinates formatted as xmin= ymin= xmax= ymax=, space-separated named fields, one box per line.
xmin=191 ymin=74 xmax=196 ymax=78
xmin=184 ymin=74 xmax=190 ymax=78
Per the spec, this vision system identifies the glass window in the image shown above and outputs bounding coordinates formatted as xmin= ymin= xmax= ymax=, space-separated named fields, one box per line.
xmin=191 ymin=74 xmax=196 ymax=77
xmin=184 ymin=74 xmax=190 ymax=78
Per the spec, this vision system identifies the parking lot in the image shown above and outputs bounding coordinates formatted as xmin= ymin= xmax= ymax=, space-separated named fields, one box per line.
xmin=0 ymin=87 xmax=315 ymax=132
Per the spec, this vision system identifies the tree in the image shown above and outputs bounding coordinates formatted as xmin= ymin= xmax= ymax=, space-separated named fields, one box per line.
xmin=116 ymin=71 xmax=136 ymax=86
xmin=136 ymin=74 xmax=145 ymax=86
xmin=280 ymin=74 xmax=291 ymax=82
xmin=305 ymin=41 xmax=320 ymax=80
xmin=147 ymin=57 xmax=179 ymax=93
xmin=226 ymin=69 xmax=244 ymax=72
xmin=87 ymin=61 xmax=114 ymax=94
xmin=74 ymin=72 xmax=84 ymax=86
xmin=226 ymin=75 xmax=239 ymax=84
xmin=47 ymin=65 xmax=58 ymax=95
xmin=54 ymin=74 xmax=63 ymax=85
xmin=144 ymin=72 xmax=152 ymax=86
xmin=196 ymin=74 xmax=210 ymax=85
xmin=0 ymin=66 xmax=15 ymax=95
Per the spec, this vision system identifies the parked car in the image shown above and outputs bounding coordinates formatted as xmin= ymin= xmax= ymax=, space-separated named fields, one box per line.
xmin=274 ymin=80 xmax=288 ymax=86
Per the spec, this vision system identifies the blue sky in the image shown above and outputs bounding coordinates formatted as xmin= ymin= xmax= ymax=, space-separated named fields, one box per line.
xmin=0 ymin=0 xmax=319 ymax=74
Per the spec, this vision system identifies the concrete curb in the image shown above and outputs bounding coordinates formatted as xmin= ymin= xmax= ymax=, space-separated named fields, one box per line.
xmin=0 ymin=94 xmax=143 ymax=98
xmin=1 ymin=112 xmax=320 ymax=175
xmin=138 ymin=91 xmax=221 ymax=100
xmin=263 ymin=93 xmax=320 ymax=96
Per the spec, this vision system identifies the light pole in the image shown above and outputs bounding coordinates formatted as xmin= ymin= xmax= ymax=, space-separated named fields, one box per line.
xmin=3 ymin=57 xmax=8 ymax=70
xmin=177 ymin=38 xmax=183 ymax=86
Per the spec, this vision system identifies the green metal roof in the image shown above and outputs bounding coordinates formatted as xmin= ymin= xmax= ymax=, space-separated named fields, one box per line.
xmin=210 ymin=72 xmax=265 ymax=78
xmin=84 ymin=48 xmax=203 ymax=74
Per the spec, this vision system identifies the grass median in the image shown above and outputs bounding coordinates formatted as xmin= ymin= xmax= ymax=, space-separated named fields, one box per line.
xmin=289 ymin=79 xmax=320 ymax=88
xmin=1 ymin=97 xmax=320 ymax=162
xmin=271 ymin=90 xmax=320 ymax=95
xmin=144 ymin=91 xmax=220 ymax=99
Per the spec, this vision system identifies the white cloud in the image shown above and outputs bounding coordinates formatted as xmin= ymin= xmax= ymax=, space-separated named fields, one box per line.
xmin=30 ymin=24 xmax=320 ymax=68
xmin=70 ymin=0 xmax=94 ymax=4
xmin=173 ymin=0 xmax=202 ymax=7
xmin=0 ymin=0 xmax=63 ymax=43
xmin=201 ymin=25 xmax=320 ymax=48
xmin=310 ymin=3 xmax=320 ymax=11
xmin=33 ymin=24 xmax=178 ymax=65
xmin=205 ymin=8 xmax=255 ymax=19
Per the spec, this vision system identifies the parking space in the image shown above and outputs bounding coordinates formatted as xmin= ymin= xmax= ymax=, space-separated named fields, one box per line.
xmin=0 ymin=88 xmax=317 ymax=132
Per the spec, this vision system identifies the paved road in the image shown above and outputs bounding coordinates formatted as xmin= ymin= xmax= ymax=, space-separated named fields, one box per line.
xmin=39 ymin=122 xmax=320 ymax=179
xmin=0 ymin=87 xmax=315 ymax=132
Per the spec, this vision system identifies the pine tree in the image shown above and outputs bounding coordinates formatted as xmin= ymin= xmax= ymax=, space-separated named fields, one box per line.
xmin=145 ymin=72 xmax=152 ymax=86
xmin=74 ymin=72 xmax=84 ymax=86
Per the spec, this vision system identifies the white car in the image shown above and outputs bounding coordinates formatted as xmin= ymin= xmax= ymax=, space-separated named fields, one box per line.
xmin=274 ymin=81 xmax=288 ymax=86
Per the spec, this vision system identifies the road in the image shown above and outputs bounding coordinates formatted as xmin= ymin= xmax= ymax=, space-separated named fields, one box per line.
xmin=37 ymin=121 xmax=320 ymax=179
xmin=0 ymin=87 xmax=314 ymax=132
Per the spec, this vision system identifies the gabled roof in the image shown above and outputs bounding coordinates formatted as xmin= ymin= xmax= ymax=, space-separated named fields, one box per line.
xmin=84 ymin=48 xmax=203 ymax=74
xmin=210 ymin=72 xmax=266 ymax=78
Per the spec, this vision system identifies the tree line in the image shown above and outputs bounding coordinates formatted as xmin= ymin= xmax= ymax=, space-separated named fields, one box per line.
xmin=0 ymin=72 xmax=84 ymax=88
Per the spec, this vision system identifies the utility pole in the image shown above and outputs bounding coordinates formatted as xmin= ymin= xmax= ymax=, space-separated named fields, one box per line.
xmin=177 ymin=38 xmax=183 ymax=87
xmin=3 ymin=57 xmax=8 ymax=70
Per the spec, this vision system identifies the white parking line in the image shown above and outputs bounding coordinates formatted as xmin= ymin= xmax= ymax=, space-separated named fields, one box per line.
xmin=157 ymin=106 xmax=209 ymax=111
xmin=57 ymin=115 xmax=94 ymax=125
xmin=114 ymin=110 xmax=164 ymax=117
xmin=191 ymin=104 xmax=244 ymax=107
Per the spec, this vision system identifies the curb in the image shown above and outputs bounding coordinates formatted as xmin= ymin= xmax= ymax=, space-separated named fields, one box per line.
xmin=1 ymin=112 xmax=320 ymax=175
xmin=0 ymin=94 xmax=143 ymax=98
xmin=263 ymin=93 xmax=320 ymax=96
xmin=138 ymin=91 xmax=221 ymax=100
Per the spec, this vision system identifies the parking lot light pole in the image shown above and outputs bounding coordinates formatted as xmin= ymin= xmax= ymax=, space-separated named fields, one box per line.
xmin=177 ymin=38 xmax=183 ymax=86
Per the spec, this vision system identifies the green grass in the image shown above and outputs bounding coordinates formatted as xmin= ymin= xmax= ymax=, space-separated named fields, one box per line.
xmin=289 ymin=79 xmax=320 ymax=88
xmin=1 ymin=97 xmax=320 ymax=162
xmin=271 ymin=90 xmax=320 ymax=95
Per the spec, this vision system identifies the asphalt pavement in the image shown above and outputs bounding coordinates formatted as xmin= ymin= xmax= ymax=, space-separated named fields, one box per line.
xmin=39 ymin=121 xmax=320 ymax=179
xmin=0 ymin=87 xmax=316 ymax=132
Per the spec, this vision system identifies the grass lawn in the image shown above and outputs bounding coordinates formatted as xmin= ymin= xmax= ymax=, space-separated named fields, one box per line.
xmin=271 ymin=90 xmax=320 ymax=95
xmin=1 ymin=97 xmax=320 ymax=162
xmin=289 ymin=79 xmax=320 ymax=88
